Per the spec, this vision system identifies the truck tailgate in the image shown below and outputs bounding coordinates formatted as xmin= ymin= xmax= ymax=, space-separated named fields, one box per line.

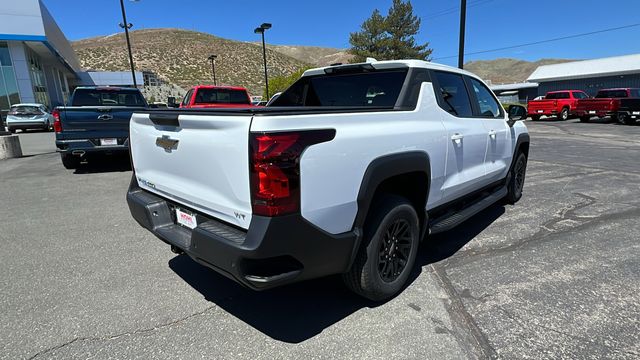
xmin=527 ymin=100 xmax=556 ymax=111
xmin=61 ymin=107 xmax=145 ymax=132
xmin=130 ymin=112 xmax=253 ymax=229
xmin=576 ymin=99 xmax=615 ymax=112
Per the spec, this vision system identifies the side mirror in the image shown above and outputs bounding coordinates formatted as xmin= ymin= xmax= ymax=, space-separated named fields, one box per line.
xmin=507 ymin=105 xmax=527 ymax=127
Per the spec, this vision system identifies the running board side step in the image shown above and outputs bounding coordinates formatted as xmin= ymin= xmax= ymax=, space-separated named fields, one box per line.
xmin=429 ymin=186 xmax=508 ymax=235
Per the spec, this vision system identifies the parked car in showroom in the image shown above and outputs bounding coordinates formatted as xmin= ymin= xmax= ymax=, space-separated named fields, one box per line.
xmin=575 ymin=88 xmax=640 ymax=122
xmin=180 ymin=85 xmax=254 ymax=108
xmin=127 ymin=59 xmax=530 ymax=301
xmin=6 ymin=103 xmax=55 ymax=133
xmin=527 ymin=90 xmax=588 ymax=121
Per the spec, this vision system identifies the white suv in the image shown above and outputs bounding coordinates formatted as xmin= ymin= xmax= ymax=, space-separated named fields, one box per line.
xmin=127 ymin=60 xmax=529 ymax=301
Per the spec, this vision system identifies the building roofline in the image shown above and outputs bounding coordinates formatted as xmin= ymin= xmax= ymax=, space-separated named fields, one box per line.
xmin=0 ymin=34 xmax=47 ymax=42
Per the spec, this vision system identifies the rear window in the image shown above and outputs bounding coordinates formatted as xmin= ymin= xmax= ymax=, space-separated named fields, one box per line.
xmin=596 ymin=90 xmax=628 ymax=98
xmin=10 ymin=105 xmax=42 ymax=114
xmin=545 ymin=92 xmax=570 ymax=99
xmin=71 ymin=89 xmax=147 ymax=106
xmin=194 ymin=88 xmax=250 ymax=105
xmin=272 ymin=69 xmax=408 ymax=107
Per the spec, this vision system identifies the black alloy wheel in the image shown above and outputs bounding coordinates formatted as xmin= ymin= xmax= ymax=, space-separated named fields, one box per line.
xmin=378 ymin=219 xmax=412 ymax=282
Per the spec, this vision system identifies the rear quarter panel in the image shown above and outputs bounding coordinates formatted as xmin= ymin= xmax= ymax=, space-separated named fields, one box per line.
xmin=250 ymin=83 xmax=447 ymax=235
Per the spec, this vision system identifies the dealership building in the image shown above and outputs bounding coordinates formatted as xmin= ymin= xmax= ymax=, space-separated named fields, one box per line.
xmin=527 ymin=54 xmax=640 ymax=96
xmin=0 ymin=0 xmax=141 ymax=118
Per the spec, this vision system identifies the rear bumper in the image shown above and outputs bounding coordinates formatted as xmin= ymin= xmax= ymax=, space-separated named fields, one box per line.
xmin=56 ymin=137 xmax=129 ymax=154
xmin=528 ymin=110 xmax=557 ymax=116
xmin=6 ymin=119 xmax=48 ymax=129
xmin=126 ymin=180 xmax=358 ymax=290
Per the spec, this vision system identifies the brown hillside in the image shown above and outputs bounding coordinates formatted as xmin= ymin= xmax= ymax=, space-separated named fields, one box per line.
xmin=72 ymin=28 xmax=309 ymax=96
xmin=464 ymin=58 xmax=576 ymax=84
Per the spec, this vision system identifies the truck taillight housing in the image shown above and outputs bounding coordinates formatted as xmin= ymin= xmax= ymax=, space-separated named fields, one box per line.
xmin=249 ymin=129 xmax=335 ymax=217
xmin=52 ymin=109 xmax=62 ymax=133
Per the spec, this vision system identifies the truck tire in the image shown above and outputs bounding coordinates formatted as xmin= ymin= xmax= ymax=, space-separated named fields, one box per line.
xmin=579 ymin=116 xmax=590 ymax=122
xmin=343 ymin=194 xmax=419 ymax=301
xmin=505 ymin=152 xmax=527 ymax=204
xmin=559 ymin=107 xmax=569 ymax=121
xmin=530 ymin=115 xmax=540 ymax=121
xmin=61 ymin=154 xmax=80 ymax=169
xmin=8 ymin=128 xmax=15 ymax=134
xmin=620 ymin=113 xmax=635 ymax=125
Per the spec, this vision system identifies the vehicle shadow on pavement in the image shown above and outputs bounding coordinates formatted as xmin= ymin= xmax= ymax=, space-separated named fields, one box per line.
xmin=417 ymin=204 xmax=505 ymax=265
xmin=72 ymin=156 xmax=132 ymax=174
xmin=168 ymin=204 xmax=504 ymax=343
xmin=169 ymin=255 xmax=377 ymax=343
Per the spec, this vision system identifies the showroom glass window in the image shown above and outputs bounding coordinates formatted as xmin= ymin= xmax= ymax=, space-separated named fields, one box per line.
xmin=0 ymin=42 xmax=21 ymax=112
xmin=27 ymin=48 xmax=50 ymax=106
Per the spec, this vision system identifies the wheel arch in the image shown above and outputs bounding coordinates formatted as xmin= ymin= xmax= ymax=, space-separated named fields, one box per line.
xmin=346 ymin=151 xmax=431 ymax=269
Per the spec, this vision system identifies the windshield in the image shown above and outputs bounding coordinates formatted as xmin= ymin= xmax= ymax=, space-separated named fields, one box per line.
xmin=272 ymin=69 xmax=408 ymax=107
xmin=596 ymin=90 xmax=628 ymax=98
xmin=9 ymin=106 xmax=43 ymax=115
xmin=72 ymin=89 xmax=147 ymax=106
xmin=194 ymin=88 xmax=250 ymax=105
xmin=545 ymin=92 xmax=570 ymax=99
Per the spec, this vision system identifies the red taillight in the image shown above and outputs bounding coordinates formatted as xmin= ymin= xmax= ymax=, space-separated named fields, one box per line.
xmin=249 ymin=130 xmax=335 ymax=217
xmin=52 ymin=109 xmax=62 ymax=133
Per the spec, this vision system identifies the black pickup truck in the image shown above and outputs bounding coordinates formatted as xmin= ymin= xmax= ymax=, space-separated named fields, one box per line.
xmin=617 ymin=98 xmax=640 ymax=125
xmin=54 ymin=87 xmax=147 ymax=169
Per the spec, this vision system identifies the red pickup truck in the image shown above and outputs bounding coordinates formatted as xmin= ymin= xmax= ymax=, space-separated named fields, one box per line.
xmin=575 ymin=88 xmax=640 ymax=122
xmin=180 ymin=85 xmax=254 ymax=109
xmin=527 ymin=90 xmax=589 ymax=121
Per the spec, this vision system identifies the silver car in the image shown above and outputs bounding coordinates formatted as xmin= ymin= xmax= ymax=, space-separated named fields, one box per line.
xmin=6 ymin=103 xmax=55 ymax=133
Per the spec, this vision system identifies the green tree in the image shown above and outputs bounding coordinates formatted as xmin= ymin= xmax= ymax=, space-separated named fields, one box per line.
xmin=349 ymin=0 xmax=432 ymax=63
xmin=264 ymin=67 xmax=311 ymax=99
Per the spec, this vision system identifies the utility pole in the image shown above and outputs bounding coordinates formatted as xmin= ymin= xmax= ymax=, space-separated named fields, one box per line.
xmin=207 ymin=55 xmax=217 ymax=85
xmin=119 ymin=0 xmax=137 ymax=87
xmin=458 ymin=0 xmax=467 ymax=69
xmin=254 ymin=23 xmax=272 ymax=99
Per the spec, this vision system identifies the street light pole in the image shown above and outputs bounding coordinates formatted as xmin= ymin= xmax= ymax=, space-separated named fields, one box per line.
xmin=207 ymin=55 xmax=217 ymax=85
xmin=458 ymin=0 xmax=467 ymax=69
xmin=119 ymin=0 xmax=137 ymax=87
xmin=254 ymin=23 xmax=272 ymax=100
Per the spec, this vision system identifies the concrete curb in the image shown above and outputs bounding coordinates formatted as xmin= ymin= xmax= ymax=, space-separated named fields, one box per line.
xmin=0 ymin=135 xmax=23 ymax=159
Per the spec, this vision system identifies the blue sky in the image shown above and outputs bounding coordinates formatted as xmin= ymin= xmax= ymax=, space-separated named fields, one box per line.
xmin=44 ymin=0 xmax=640 ymax=67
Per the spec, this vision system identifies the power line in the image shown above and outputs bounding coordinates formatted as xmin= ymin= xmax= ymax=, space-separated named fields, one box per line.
xmin=424 ymin=0 xmax=495 ymax=20
xmin=433 ymin=22 xmax=640 ymax=60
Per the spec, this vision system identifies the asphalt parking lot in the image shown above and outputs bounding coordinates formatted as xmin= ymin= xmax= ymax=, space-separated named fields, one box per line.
xmin=1 ymin=118 xmax=639 ymax=359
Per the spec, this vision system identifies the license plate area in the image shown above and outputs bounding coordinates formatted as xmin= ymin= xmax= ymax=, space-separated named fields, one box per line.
xmin=588 ymin=110 xmax=596 ymax=114
xmin=100 ymin=138 xmax=118 ymax=146
xmin=632 ymin=111 xmax=640 ymax=115
xmin=537 ymin=110 xmax=543 ymax=113
xmin=175 ymin=208 xmax=198 ymax=229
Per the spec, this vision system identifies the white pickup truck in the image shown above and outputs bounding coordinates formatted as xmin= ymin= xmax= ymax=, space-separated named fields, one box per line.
xmin=127 ymin=60 xmax=530 ymax=301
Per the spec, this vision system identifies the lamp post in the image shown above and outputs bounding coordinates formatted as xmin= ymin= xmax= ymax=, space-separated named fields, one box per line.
xmin=207 ymin=55 xmax=217 ymax=85
xmin=119 ymin=0 xmax=138 ymax=87
xmin=458 ymin=0 xmax=467 ymax=69
xmin=254 ymin=23 xmax=272 ymax=99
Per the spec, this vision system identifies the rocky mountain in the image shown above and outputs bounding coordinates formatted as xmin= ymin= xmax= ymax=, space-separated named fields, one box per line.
xmin=72 ymin=28 xmax=309 ymax=98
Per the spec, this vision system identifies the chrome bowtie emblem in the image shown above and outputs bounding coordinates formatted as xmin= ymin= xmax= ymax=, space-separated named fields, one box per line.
xmin=97 ymin=114 xmax=113 ymax=120
xmin=156 ymin=135 xmax=179 ymax=152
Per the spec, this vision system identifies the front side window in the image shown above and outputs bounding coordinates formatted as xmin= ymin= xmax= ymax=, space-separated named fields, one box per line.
xmin=433 ymin=71 xmax=473 ymax=117
xmin=572 ymin=91 xmax=589 ymax=99
xmin=631 ymin=89 xmax=640 ymax=98
xmin=272 ymin=69 xmax=408 ymax=107
xmin=469 ymin=77 xmax=502 ymax=118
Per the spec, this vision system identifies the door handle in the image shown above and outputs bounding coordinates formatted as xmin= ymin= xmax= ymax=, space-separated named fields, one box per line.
xmin=488 ymin=130 xmax=497 ymax=139
xmin=451 ymin=133 xmax=463 ymax=144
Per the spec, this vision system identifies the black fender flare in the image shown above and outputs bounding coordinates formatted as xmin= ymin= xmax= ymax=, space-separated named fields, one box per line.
xmin=509 ymin=133 xmax=530 ymax=173
xmin=347 ymin=151 xmax=431 ymax=269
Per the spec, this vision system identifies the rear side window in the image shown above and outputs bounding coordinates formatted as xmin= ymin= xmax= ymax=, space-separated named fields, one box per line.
xmin=595 ymin=90 xmax=628 ymax=98
xmin=433 ymin=71 xmax=473 ymax=117
xmin=572 ymin=92 xmax=589 ymax=99
xmin=72 ymin=89 xmax=146 ymax=106
xmin=194 ymin=88 xmax=250 ymax=105
xmin=469 ymin=77 xmax=502 ymax=118
xmin=545 ymin=92 xmax=570 ymax=99
xmin=631 ymin=89 xmax=640 ymax=97
xmin=272 ymin=70 xmax=408 ymax=107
